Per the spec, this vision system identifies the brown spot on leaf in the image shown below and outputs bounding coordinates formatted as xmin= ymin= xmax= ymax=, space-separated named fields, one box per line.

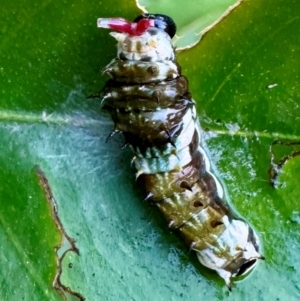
xmin=35 ymin=166 xmax=85 ymax=301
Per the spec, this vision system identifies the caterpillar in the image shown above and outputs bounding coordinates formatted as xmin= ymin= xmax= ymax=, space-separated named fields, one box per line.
xmin=95 ymin=13 xmax=263 ymax=288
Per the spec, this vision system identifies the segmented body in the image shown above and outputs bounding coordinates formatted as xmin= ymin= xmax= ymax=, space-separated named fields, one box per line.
xmin=97 ymin=14 xmax=262 ymax=288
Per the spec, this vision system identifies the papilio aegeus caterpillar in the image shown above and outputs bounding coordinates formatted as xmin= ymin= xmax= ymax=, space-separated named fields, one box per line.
xmin=95 ymin=13 xmax=263 ymax=288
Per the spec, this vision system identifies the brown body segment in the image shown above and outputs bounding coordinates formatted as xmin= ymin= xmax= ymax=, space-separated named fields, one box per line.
xmin=103 ymin=66 xmax=192 ymax=148
xmin=102 ymin=76 xmax=191 ymax=111
xmin=103 ymin=59 xmax=179 ymax=83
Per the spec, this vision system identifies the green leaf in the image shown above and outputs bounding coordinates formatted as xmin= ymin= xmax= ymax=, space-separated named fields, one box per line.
xmin=1 ymin=0 xmax=299 ymax=300
xmin=137 ymin=0 xmax=243 ymax=48
xmin=0 ymin=159 xmax=61 ymax=300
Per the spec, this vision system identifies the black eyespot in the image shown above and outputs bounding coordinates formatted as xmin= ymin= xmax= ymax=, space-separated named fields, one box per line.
xmin=236 ymin=259 xmax=257 ymax=276
xmin=133 ymin=13 xmax=177 ymax=38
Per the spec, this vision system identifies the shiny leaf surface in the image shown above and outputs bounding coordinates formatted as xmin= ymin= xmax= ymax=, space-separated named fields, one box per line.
xmin=0 ymin=0 xmax=299 ymax=300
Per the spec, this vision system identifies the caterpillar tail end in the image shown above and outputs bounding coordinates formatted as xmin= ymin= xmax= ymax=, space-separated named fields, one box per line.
xmin=196 ymin=248 xmax=263 ymax=290
xmin=194 ymin=218 xmax=263 ymax=289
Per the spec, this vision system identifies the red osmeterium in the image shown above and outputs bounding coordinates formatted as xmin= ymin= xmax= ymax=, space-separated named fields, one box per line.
xmin=97 ymin=18 xmax=155 ymax=36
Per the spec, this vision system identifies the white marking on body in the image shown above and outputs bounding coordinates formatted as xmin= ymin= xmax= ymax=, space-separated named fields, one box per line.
xmin=110 ymin=28 xmax=175 ymax=61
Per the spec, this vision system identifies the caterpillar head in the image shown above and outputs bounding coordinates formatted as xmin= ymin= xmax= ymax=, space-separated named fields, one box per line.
xmin=133 ymin=14 xmax=176 ymax=38
xmin=97 ymin=14 xmax=176 ymax=61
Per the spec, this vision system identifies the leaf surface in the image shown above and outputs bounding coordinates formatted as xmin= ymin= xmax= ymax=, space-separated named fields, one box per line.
xmin=0 ymin=0 xmax=299 ymax=300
